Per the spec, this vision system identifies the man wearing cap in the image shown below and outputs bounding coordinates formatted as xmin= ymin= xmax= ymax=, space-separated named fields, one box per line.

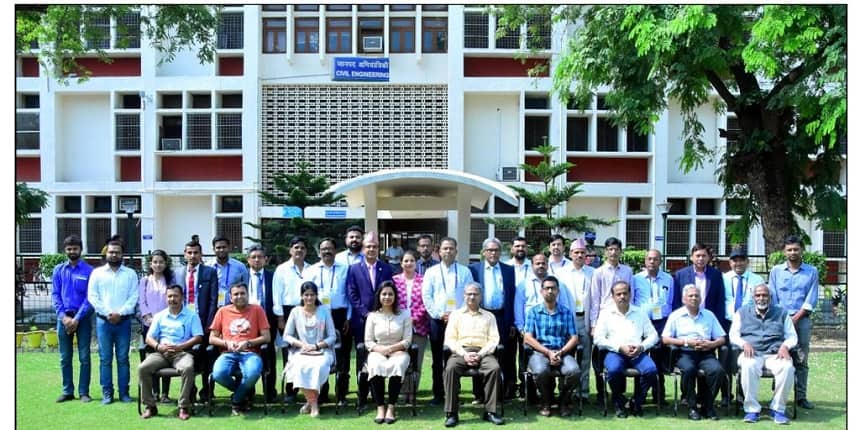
xmin=561 ymin=238 xmax=594 ymax=402
xmin=723 ymin=246 xmax=768 ymax=321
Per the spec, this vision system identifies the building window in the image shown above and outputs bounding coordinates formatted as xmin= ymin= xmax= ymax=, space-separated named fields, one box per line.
xmin=186 ymin=114 xmax=211 ymax=150
xmin=262 ymin=18 xmax=287 ymax=53
xmin=262 ymin=5 xmax=287 ymax=11
xmin=294 ymin=5 xmax=319 ymax=12
xmin=666 ymin=219 xmax=690 ymax=255
xmin=86 ymin=15 xmax=111 ymax=49
xmin=696 ymin=199 xmax=719 ymax=216
xmin=116 ymin=12 xmax=141 ymax=48
xmin=566 ymin=117 xmax=588 ymax=151
xmin=295 ymin=18 xmax=320 ymax=53
xmin=524 ymin=116 xmax=550 ymax=150
xmin=823 ymin=229 xmax=846 ymax=257
xmin=526 ymin=12 xmax=551 ymax=50
xmin=216 ymin=217 xmax=243 ymax=252
xmin=326 ymin=5 xmax=352 ymax=12
xmin=494 ymin=226 xmax=518 ymax=247
xmin=627 ymin=124 xmax=649 ymax=152
xmin=217 ymin=113 xmax=242 ymax=149
xmin=470 ymin=218 xmax=489 ymax=255
xmin=695 ymin=220 xmax=720 ymax=253
xmin=326 ymin=18 xmax=352 ymax=53
xmin=596 ymin=117 xmax=618 ymax=151
xmin=464 ymin=12 xmax=488 ymax=48
xmin=218 ymin=13 xmax=244 ymax=49
xmin=390 ymin=5 xmax=415 ymax=11
xmin=358 ymin=18 xmax=384 ymax=54
xmin=219 ymin=195 xmax=243 ymax=213
xmin=390 ymin=18 xmax=415 ymax=53
xmin=17 ymin=218 xmax=41 ymax=254
xmin=358 ymin=4 xmax=383 ymax=12
xmin=15 ymin=113 xmax=39 ymax=150
xmin=422 ymin=5 xmax=448 ymax=11
xmin=626 ymin=219 xmax=650 ymax=250
xmin=56 ymin=218 xmax=82 ymax=253
xmin=495 ymin=16 xmax=520 ymax=49
xmin=115 ymin=114 xmax=140 ymax=150
xmin=116 ymin=218 xmax=141 ymax=254
xmin=86 ymin=218 xmax=111 ymax=253
xmin=422 ymin=18 xmax=447 ymax=53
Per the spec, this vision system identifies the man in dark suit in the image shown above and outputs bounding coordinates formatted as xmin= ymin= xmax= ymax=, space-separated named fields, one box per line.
xmin=174 ymin=238 xmax=219 ymax=402
xmin=469 ymin=237 xmax=517 ymax=400
xmin=346 ymin=231 xmax=393 ymax=409
xmin=672 ymin=243 xmax=728 ymax=330
xmin=246 ymin=244 xmax=278 ymax=402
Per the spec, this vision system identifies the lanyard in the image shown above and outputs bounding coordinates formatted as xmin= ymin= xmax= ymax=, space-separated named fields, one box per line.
xmin=222 ymin=264 xmax=231 ymax=289
xmin=292 ymin=262 xmax=304 ymax=279
xmin=320 ymin=264 xmax=336 ymax=293
xmin=549 ymin=259 xmax=566 ymax=274
xmin=440 ymin=262 xmax=458 ymax=294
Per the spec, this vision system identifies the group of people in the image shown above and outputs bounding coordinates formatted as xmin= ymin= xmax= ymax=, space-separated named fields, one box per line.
xmin=50 ymin=228 xmax=818 ymax=426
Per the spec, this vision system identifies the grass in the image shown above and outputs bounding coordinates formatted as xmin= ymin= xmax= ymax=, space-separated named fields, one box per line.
xmin=16 ymin=349 xmax=847 ymax=429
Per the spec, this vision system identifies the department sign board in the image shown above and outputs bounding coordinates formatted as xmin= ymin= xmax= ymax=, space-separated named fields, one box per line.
xmin=332 ymin=57 xmax=390 ymax=82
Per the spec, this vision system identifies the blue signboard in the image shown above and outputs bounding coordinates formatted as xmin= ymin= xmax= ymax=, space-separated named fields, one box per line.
xmin=283 ymin=206 xmax=303 ymax=218
xmin=332 ymin=57 xmax=390 ymax=82
xmin=324 ymin=209 xmax=347 ymax=219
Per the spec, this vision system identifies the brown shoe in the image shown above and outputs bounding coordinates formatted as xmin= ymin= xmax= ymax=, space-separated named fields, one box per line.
xmin=178 ymin=408 xmax=190 ymax=420
xmin=141 ymin=406 xmax=157 ymax=419
xmin=538 ymin=406 xmax=551 ymax=417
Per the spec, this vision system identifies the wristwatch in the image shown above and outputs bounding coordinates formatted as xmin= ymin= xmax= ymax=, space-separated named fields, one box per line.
xmin=683 ymin=339 xmax=689 ymax=348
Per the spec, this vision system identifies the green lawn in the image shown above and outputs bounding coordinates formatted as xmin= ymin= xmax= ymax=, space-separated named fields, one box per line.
xmin=16 ymin=349 xmax=846 ymax=429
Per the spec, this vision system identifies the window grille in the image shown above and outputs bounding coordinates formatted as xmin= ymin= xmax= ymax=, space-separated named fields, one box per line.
xmin=86 ymin=15 xmax=111 ymax=49
xmin=596 ymin=117 xmax=618 ymax=151
xmin=495 ymin=16 xmax=520 ymax=49
xmin=216 ymin=217 xmax=243 ymax=252
xmin=666 ymin=219 xmax=690 ymax=255
xmin=18 ymin=218 xmax=41 ymax=254
xmin=695 ymin=220 xmax=720 ymax=253
xmin=823 ymin=230 xmax=846 ymax=257
xmin=116 ymin=219 xmax=141 ymax=254
xmin=526 ymin=12 xmax=551 ymax=50
xmin=464 ymin=13 xmax=488 ymax=48
xmin=15 ymin=113 xmax=39 ymax=150
xmin=626 ymin=219 xmax=650 ymax=250
xmin=186 ymin=114 xmax=212 ymax=150
xmin=218 ymin=13 xmax=244 ymax=49
xmin=217 ymin=113 xmax=242 ymax=149
xmin=116 ymin=12 xmax=140 ymax=48
xmin=115 ymin=114 xmax=140 ymax=150
xmin=56 ymin=219 xmax=82 ymax=253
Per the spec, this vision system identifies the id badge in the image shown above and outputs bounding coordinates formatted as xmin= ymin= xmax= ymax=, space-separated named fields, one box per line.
xmin=575 ymin=297 xmax=583 ymax=313
xmin=321 ymin=294 xmax=331 ymax=306
xmin=217 ymin=291 xmax=226 ymax=307
xmin=651 ymin=304 xmax=662 ymax=320
xmin=187 ymin=303 xmax=195 ymax=313
xmin=446 ymin=297 xmax=457 ymax=311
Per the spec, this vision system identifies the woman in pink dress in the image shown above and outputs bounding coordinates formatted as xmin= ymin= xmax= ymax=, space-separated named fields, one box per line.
xmin=391 ymin=249 xmax=430 ymax=403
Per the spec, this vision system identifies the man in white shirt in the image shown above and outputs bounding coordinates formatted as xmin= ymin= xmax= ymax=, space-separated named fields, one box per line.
xmin=547 ymin=234 xmax=572 ymax=277
xmin=421 ymin=237 xmax=475 ymax=405
xmin=593 ymin=281 xmax=658 ymax=418
xmin=562 ymin=238 xmax=594 ymax=402
xmin=271 ymin=236 xmax=310 ymax=402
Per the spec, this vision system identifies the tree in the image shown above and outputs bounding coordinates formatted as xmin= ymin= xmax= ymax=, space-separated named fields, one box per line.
xmin=16 ymin=182 xmax=49 ymax=227
xmin=496 ymin=5 xmax=846 ymax=254
xmin=246 ymin=162 xmax=353 ymax=263
xmin=16 ymin=5 xmax=221 ymax=83
xmin=485 ymin=143 xmax=615 ymax=253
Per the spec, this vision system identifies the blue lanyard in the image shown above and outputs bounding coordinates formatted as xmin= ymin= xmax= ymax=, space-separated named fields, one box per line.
xmin=320 ymin=264 xmax=336 ymax=293
xmin=440 ymin=262 xmax=458 ymax=294
xmin=222 ymin=264 xmax=231 ymax=289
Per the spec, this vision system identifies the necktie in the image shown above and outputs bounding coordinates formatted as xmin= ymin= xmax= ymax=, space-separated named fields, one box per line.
xmin=187 ymin=268 xmax=195 ymax=306
xmin=368 ymin=263 xmax=376 ymax=289
xmin=733 ymin=275 xmax=744 ymax=312
xmin=256 ymin=271 xmax=264 ymax=304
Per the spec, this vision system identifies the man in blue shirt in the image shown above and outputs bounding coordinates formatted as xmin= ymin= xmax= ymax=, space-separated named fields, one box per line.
xmin=51 ymin=235 xmax=94 ymax=403
xmin=662 ymin=284 xmax=726 ymax=421
xmin=769 ymin=235 xmax=818 ymax=410
xmin=523 ymin=275 xmax=580 ymax=418
xmin=209 ymin=235 xmax=250 ymax=307
xmin=632 ymin=249 xmax=674 ymax=407
xmin=139 ymin=284 xmax=204 ymax=420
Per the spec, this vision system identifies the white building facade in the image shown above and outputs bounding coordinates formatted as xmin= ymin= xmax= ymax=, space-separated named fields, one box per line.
xmin=15 ymin=5 xmax=847 ymax=261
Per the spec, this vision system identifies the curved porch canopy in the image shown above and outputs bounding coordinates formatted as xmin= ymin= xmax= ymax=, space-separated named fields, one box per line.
xmin=326 ymin=168 xmax=519 ymax=261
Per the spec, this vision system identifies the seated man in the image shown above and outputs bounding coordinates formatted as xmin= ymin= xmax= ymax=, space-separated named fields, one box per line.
xmin=593 ymin=281 xmax=658 ymax=418
xmin=662 ymin=284 xmax=727 ymax=421
xmin=209 ymin=283 xmax=272 ymax=416
xmin=522 ymin=275 xmax=581 ymax=417
xmin=139 ymin=284 xmax=203 ymax=420
xmin=443 ymin=282 xmax=504 ymax=427
xmin=729 ymin=284 xmax=797 ymax=425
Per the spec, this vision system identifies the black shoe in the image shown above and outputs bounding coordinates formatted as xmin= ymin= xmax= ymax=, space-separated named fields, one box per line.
xmin=56 ymin=394 xmax=75 ymax=403
xmin=706 ymin=409 xmax=720 ymax=420
xmin=444 ymin=413 xmax=459 ymax=427
xmin=615 ymin=407 xmax=628 ymax=418
xmin=688 ymin=409 xmax=702 ymax=421
xmin=483 ymin=412 xmax=504 ymax=425
xmin=798 ymin=399 xmax=815 ymax=409
xmin=429 ymin=397 xmax=444 ymax=406
xmin=284 ymin=394 xmax=296 ymax=404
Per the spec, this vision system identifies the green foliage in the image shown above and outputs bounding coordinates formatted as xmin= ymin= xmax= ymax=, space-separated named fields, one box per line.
xmin=497 ymin=5 xmax=846 ymax=254
xmin=15 ymin=5 xmax=221 ymax=83
xmin=767 ymin=250 xmax=828 ymax=285
xmin=38 ymin=253 xmax=67 ymax=280
xmin=620 ymin=248 xmax=647 ymax=272
xmin=16 ymin=183 xmax=49 ymax=227
xmin=229 ymin=252 xmax=247 ymax=267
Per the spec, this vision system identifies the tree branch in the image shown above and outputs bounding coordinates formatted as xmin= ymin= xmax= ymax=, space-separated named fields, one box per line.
xmin=705 ymin=70 xmax=737 ymax=111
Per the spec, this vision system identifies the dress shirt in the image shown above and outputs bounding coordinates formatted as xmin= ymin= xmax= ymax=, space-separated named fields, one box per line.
xmin=308 ymin=261 xmax=351 ymax=313
xmin=548 ymin=257 xmax=572 ymax=277
xmin=248 ymin=269 xmax=265 ymax=306
xmin=444 ymin=307 xmax=500 ymax=358
xmin=694 ymin=270 xmax=708 ymax=310
xmin=272 ymin=260 xmax=310 ymax=314
xmin=729 ymin=307 xmax=798 ymax=351
xmin=514 ymin=273 xmax=574 ymax=331
xmin=421 ymin=261 xmax=475 ymax=319
xmin=589 ymin=262 xmax=634 ymax=327
xmin=524 ymin=303 xmax=577 ymax=350
xmin=208 ymin=257 xmax=250 ymax=306
xmin=633 ymin=270 xmax=674 ymax=320
xmin=562 ymin=264 xmax=593 ymax=313
xmin=416 ymin=257 xmax=440 ymax=276
xmin=769 ymin=262 xmax=819 ymax=315
xmin=593 ymin=304 xmax=658 ymax=353
xmin=482 ymin=262 xmax=504 ymax=310
xmin=506 ymin=258 xmax=532 ymax=287
xmin=149 ymin=305 xmax=204 ymax=345
xmin=51 ymin=260 xmax=94 ymax=320
xmin=722 ymin=270 xmax=769 ymax=320
xmin=335 ymin=250 xmax=364 ymax=267
xmin=87 ymin=264 xmax=139 ymax=317
xmin=662 ymin=307 xmax=726 ymax=349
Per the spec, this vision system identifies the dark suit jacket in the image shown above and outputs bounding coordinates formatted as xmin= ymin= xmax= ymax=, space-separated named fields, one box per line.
xmin=256 ymin=269 xmax=278 ymax=332
xmin=346 ymin=260 xmax=394 ymax=329
xmin=469 ymin=261 xmax=516 ymax=335
xmin=672 ymin=265 xmax=728 ymax=330
xmin=175 ymin=264 xmax=219 ymax=330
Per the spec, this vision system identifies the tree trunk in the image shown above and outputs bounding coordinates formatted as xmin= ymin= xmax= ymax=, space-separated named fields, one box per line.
xmin=745 ymin=151 xmax=794 ymax=256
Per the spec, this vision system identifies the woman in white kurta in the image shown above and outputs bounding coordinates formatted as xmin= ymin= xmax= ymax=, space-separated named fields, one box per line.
xmin=365 ymin=280 xmax=412 ymax=424
xmin=284 ymin=282 xmax=336 ymax=417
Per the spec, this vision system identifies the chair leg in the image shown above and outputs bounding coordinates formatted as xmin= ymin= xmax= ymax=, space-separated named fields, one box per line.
xmin=208 ymin=374 xmax=215 ymax=416
xmin=522 ymin=372 xmax=529 ymax=416
xmin=654 ymin=375 xmax=660 ymax=416
xmin=410 ymin=371 xmax=418 ymax=417
xmin=137 ymin=383 xmax=143 ymax=416
xmin=602 ymin=370 xmax=609 ymax=417
xmin=673 ymin=372 xmax=678 ymax=416
xmin=262 ymin=370 xmax=269 ymax=416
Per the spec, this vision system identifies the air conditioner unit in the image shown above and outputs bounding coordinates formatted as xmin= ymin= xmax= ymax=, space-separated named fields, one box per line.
xmin=499 ymin=166 xmax=518 ymax=182
xmin=161 ymin=138 xmax=181 ymax=150
xmin=362 ymin=36 xmax=383 ymax=53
